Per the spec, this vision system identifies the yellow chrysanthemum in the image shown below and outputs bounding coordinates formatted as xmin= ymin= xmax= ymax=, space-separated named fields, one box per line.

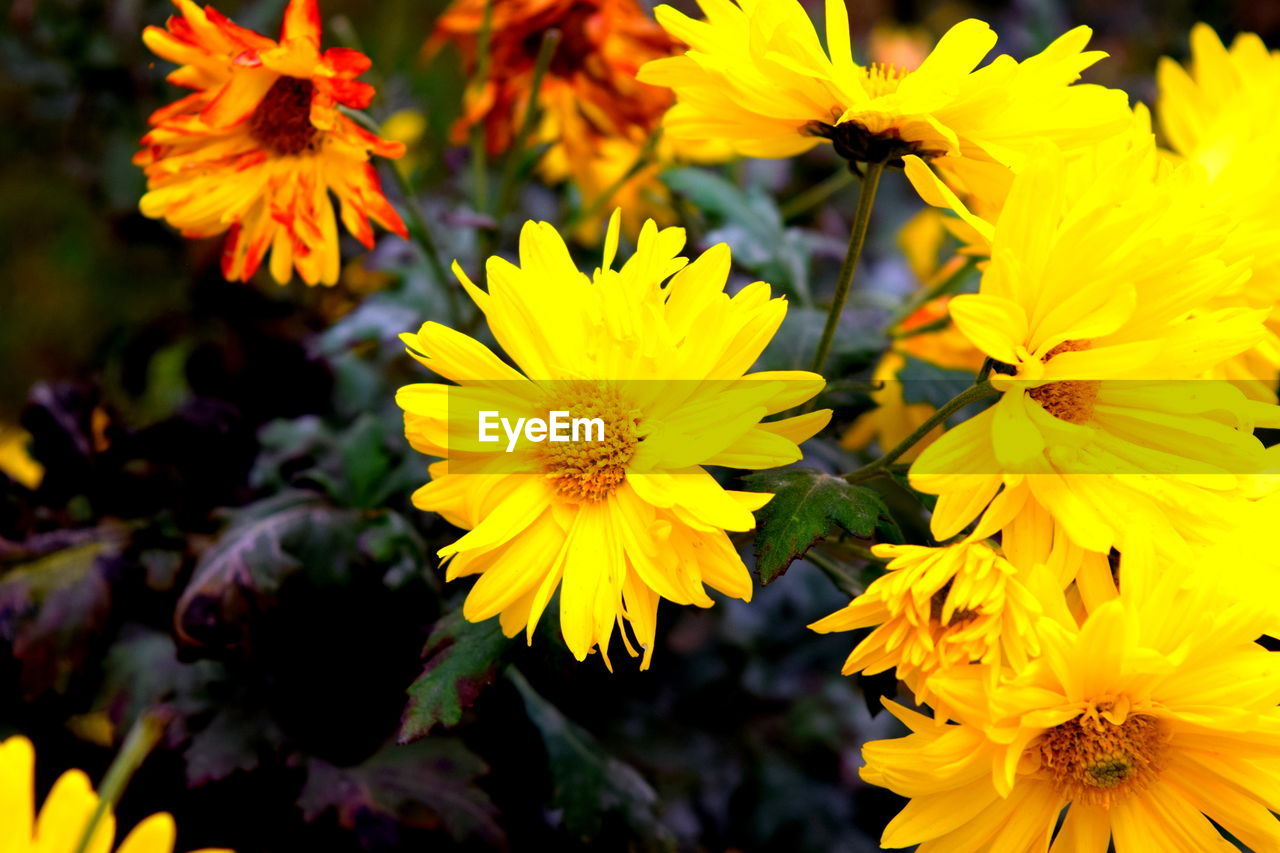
xmin=0 ymin=736 xmax=231 ymax=853
xmin=862 ymin=593 xmax=1280 ymax=851
xmin=808 ymin=541 xmax=1061 ymax=705
xmin=0 ymin=426 xmax=43 ymax=490
xmin=638 ymin=0 xmax=1130 ymax=176
xmin=396 ymin=213 xmax=831 ymax=668
xmin=135 ymin=0 xmax=407 ymax=286
xmin=1158 ymin=24 xmax=1280 ymax=401
xmin=906 ymin=142 xmax=1280 ymax=569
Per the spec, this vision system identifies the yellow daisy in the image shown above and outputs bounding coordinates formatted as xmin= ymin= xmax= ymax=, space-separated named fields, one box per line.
xmin=862 ymin=593 xmax=1280 ymax=851
xmin=808 ymin=541 xmax=1061 ymax=705
xmin=0 ymin=736 xmax=231 ymax=853
xmin=396 ymin=212 xmax=830 ymax=668
xmin=135 ymin=0 xmax=407 ymax=286
xmin=906 ymin=142 xmax=1279 ymax=568
xmin=637 ymin=0 xmax=1130 ymax=173
xmin=1158 ymin=24 xmax=1280 ymax=401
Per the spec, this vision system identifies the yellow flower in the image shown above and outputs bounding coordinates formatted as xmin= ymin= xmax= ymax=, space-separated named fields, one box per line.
xmin=862 ymin=594 xmax=1280 ymax=851
xmin=396 ymin=213 xmax=830 ymax=668
xmin=808 ymin=541 xmax=1060 ymax=705
xmin=906 ymin=143 xmax=1280 ymax=569
xmin=0 ymin=736 xmax=231 ymax=853
xmin=1158 ymin=24 xmax=1280 ymax=401
xmin=135 ymin=0 xmax=407 ymax=286
xmin=0 ymin=426 xmax=43 ymax=490
xmin=638 ymin=0 xmax=1130 ymax=175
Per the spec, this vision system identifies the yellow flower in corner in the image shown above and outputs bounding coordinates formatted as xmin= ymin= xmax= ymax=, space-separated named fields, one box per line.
xmin=862 ymin=593 xmax=1280 ymax=851
xmin=396 ymin=213 xmax=830 ymax=668
xmin=907 ymin=142 xmax=1280 ymax=569
xmin=808 ymin=541 xmax=1061 ymax=705
xmin=0 ymin=736 xmax=231 ymax=853
xmin=638 ymin=0 xmax=1130 ymax=175
xmin=135 ymin=0 xmax=407 ymax=286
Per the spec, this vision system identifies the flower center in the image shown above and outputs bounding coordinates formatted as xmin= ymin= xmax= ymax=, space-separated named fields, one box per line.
xmin=248 ymin=76 xmax=318 ymax=156
xmin=1027 ymin=340 xmax=1099 ymax=424
xmin=929 ymin=580 xmax=981 ymax=627
xmin=862 ymin=62 xmax=907 ymax=98
xmin=536 ymin=382 xmax=642 ymax=504
xmin=1035 ymin=707 xmax=1164 ymax=806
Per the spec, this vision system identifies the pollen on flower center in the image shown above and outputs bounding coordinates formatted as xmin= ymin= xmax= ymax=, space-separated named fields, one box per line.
xmin=248 ymin=76 xmax=318 ymax=156
xmin=1028 ymin=339 xmax=1100 ymax=424
xmin=1035 ymin=707 xmax=1165 ymax=806
xmin=862 ymin=62 xmax=908 ymax=98
xmin=536 ymin=382 xmax=642 ymax=504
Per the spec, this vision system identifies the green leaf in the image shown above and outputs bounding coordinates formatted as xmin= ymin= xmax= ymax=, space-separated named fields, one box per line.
xmin=513 ymin=670 xmax=674 ymax=849
xmin=398 ymin=613 xmax=508 ymax=743
xmin=0 ymin=529 xmax=124 ymax=697
xmin=174 ymin=491 xmax=363 ymax=649
xmin=298 ymin=738 xmax=503 ymax=845
xmin=661 ymin=167 xmax=817 ymax=301
xmin=743 ymin=467 xmax=898 ymax=584
xmin=338 ymin=414 xmax=395 ymax=508
xmin=755 ymin=306 xmax=881 ymax=373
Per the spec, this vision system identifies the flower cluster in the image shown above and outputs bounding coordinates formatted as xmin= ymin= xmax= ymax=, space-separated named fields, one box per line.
xmin=635 ymin=5 xmax=1280 ymax=847
xmin=125 ymin=0 xmax=1280 ymax=847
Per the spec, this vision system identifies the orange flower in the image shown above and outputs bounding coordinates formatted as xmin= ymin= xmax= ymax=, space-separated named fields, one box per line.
xmin=431 ymin=0 xmax=727 ymax=237
xmin=431 ymin=0 xmax=675 ymax=155
xmin=135 ymin=0 xmax=407 ymax=286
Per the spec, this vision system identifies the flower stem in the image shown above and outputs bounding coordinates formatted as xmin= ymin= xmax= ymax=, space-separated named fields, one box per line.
xmin=71 ymin=712 xmax=169 ymax=853
xmin=810 ymin=159 xmax=886 ymax=375
xmin=491 ymin=29 xmax=561 ymax=225
xmin=387 ymin=158 xmax=462 ymax=323
xmin=805 ymin=549 xmax=865 ymax=598
xmin=780 ymin=169 xmax=855 ymax=220
xmin=843 ymin=379 xmax=999 ymax=483
xmin=468 ymin=0 xmax=495 ymax=212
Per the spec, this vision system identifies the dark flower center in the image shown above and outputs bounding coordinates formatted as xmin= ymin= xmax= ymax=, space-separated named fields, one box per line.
xmin=248 ymin=76 xmax=318 ymax=156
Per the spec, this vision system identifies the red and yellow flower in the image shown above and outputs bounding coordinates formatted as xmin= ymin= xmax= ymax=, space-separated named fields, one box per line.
xmin=136 ymin=0 xmax=407 ymax=286
xmin=430 ymin=0 xmax=728 ymax=237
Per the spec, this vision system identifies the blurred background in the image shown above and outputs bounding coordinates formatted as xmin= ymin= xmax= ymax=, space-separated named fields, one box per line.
xmin=0 ymin=0 xmax=1274 ymax=850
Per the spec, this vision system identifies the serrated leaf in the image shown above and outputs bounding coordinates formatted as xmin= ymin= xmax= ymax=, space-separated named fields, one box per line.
xmin=743 ymin=468 xmax=897 ymax=584
xmin=513 ymin=671 xmax=674 ymax=849
xmin=399 ymin=613 xmax=507 ymax=743
xmin=298 ymin=738 xmax=504 ymax=846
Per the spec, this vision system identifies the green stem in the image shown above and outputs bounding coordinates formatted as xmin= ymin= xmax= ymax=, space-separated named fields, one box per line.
xmin=805 ymin=549 xmax=864 ymax=598
xmin=843 ymin=380 xmax=999 ymax=483
xmin=71 ymin=713 xmax=168 ymax=853
xmin=387 ymin=157 xmax=462 ymax=323
xmin=780 ymin=169 xmax=855 ymax=220
xmin=468 ymin=0 xmax=495 ymax=212
xmin=810 ymin=159 xmax=886 ymax=375
xmin=491 ymin=29 xmax=561 ymax=224
xmin=888 ymin=255 xmax=976 ymax=330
